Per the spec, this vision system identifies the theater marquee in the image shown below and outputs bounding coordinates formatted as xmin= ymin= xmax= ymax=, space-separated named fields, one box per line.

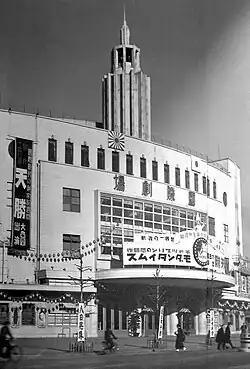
xmin=123 ymin=231 xmax=226 ymax=273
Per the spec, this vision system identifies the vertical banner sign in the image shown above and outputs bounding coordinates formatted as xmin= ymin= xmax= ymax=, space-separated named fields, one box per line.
xmin=10 ymin=138 xmax=33 ymax=254
xmin=78 ymin=303 xmax=85 ymax=342
xmin=209 ymin=309 xmax=215 ymax=338
xmin=158 ymin=306 xmax=164 ymax=340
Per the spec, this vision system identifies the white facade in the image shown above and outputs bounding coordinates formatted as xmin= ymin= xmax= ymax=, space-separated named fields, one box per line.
xmin=0 ymin=108 xmax=247 ymax=336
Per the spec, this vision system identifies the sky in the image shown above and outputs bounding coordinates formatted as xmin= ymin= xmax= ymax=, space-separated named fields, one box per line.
xmin=1 ymin=0 xmax=250 ymax=255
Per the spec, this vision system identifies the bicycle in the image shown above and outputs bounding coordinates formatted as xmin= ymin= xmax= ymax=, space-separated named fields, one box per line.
xmin=0 ymin=339 xmax=22 ymax=363
xmin=101 ymin=340 xmax=119 ymax=354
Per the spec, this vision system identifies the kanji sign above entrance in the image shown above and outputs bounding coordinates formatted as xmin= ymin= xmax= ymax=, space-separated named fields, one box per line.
xmin=123 ymin=231 xmax=226 ymax=273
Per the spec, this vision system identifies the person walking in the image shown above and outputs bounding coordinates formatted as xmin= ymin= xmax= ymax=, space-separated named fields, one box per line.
xmin=216 ymin=325 xmax=226 ymax=351
xmin=225 ymin=322 xmax=235 ymax=349
xmin=174 ymin=324 xmax=186 ymax=352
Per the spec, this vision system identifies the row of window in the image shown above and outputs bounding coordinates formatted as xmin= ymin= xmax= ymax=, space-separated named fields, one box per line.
xmin=61 ymin=190 xmax=229 ymax=255
xmin=99 ymin=194 xmax=229 ymax=255
xmin=48 ymin=138 xmax=217 ymax=197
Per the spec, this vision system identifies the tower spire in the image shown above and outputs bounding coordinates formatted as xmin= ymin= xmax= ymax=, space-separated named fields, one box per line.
xmin=120 ymin=6 xmax=130 ymax=45
xmin=123 ymin=4 xmax=126 ymax=24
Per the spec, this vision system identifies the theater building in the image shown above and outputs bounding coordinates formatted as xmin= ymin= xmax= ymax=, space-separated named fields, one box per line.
xmin=0 ymin=17 xmax=249 ymax=338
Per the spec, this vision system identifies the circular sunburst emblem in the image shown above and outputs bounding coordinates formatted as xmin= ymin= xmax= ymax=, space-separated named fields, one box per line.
xmin=193 ymin=237 xmax=209 ymax=267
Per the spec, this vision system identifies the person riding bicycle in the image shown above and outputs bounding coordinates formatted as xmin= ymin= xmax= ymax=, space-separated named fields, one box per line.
xmin=0 ymin=320 xmax=13 ymax=357
xmin=104 ymin=328 xmax=117 ymax=350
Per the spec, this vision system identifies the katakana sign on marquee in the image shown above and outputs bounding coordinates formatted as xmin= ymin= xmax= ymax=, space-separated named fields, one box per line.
xmin=123 ymin=231 xmax=226 ymax=272
xmin=10 ymin=138 xmax=33 ymax=254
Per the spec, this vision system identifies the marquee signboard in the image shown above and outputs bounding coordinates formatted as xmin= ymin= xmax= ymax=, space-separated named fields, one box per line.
xmin=123 ymin=231 xmax=225 ymax=273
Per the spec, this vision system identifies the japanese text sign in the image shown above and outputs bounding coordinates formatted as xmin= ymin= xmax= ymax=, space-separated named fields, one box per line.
xmin=77 ymin=303 xmax=85 ymax=342
xmin=123 ymin=231 xmax=225 ymax=272
xmin=10 ymin=138 xmax=33 ymax=253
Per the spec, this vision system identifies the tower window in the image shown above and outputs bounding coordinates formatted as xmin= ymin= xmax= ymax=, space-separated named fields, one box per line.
xmin=48 ymin=138 xmax=57 ymax=162
xmin=126 ymin=48 xmax=132 ymax=63
xmin=194 ymin=173 xmax=199 ymax=192
xmin=164 ymin=164 xmax=170 ymax=184
xmin=65 ymin=141 xmax=73 ymax=164
xmin=97 ymin=148 xmax=105 ymax=170
xmin=202 ymin=176 xmax=207 ymax=195
xmin=140 ymin=157 xmax=147 ymax=178
xmin=213 ymin=181 xmax=217 ymax=199
xmin=185 ymin=170 xmax=190 ymax=189
xmin=126 ymin=154 xmax=133 ymax=175
xmin=117 ymin=48 xmax=123 ymax=67
xmin=175 ymin=167 xmax=180 ymax=187
xmin=112 ymin=151 xmax=120 ymax=173
xmin=81 ymin=145 xmax=89 ymax=167
xmin=152 ymin=160 xmax=158 ymax=181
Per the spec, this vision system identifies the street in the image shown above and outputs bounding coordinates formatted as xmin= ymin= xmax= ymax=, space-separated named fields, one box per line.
xmin=16 ymin=344 xmax=250 ymax=369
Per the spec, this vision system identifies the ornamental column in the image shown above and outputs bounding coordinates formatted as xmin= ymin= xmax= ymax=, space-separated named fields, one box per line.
xmin=169 ymin=312 xmax=178 ymax=335
xmin=198 ymin=311 xmax=207 ymax=335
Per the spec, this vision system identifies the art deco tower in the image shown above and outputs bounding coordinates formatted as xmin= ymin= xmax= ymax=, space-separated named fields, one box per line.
xmin=102 ymin=13 xmax=151 ymax=140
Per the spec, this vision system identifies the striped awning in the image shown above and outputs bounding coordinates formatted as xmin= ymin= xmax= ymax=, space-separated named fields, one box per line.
xmin=179 ymin=308 xmax=191 ymax=313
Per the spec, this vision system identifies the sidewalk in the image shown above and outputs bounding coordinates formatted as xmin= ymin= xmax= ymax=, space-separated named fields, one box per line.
xmin=16 ymin=333 xmax=241 ymax=354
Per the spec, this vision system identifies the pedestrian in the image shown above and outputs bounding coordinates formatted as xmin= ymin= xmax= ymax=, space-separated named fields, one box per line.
xmin=215 ymin=325 xmax=225 ymax=351
xmin=240 ymin=323 xmax=247 ymax=334
xmin=225 ymin=322 xmax=235 ymax=349
xmin=174 ymin=324 xmax=186 ymax=352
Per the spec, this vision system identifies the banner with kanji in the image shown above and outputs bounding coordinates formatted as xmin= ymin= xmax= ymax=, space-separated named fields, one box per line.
xmin=158 ymin=306 xmax=164 ymax=339
xmin=10 ymin=138 xmax=33 ymax=254
xmin=77 ymin=303 xmax=85 ymax=342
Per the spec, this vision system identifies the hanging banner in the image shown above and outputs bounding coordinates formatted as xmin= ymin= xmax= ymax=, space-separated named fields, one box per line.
xmin=123 ymin=231 xmax=225 ymax=273
xmin=158 ymin=306 xmax=164 ymax=340
xmin=10 ymin=138 xmax=33 ymax=254
xmin=37 ymin=308 xmax=47 ymax=328
xmin=77 ymin=303 xmax=85 ymax=342
xmin=209 ymin=309 xmax=220 ymax=338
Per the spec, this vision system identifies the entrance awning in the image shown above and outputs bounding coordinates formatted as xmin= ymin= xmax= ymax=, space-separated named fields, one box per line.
xmin=179 ymin=308 xmax=191 ymax=313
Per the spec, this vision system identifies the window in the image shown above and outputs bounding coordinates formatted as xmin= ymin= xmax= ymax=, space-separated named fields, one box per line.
xmin=164 ymin=164 xmax=170 ymax=184
xmin=112 ymin=151 xmax=119 ymax=172
xmin=152 ymin=160 xmax=158 ymax=181
xmin=126 ymin=154 xmax=133 ymax=175
xmin=99 ymin=193 xmax=208 ymax=253
xmin=63 ymin=188 xmax=80 ymax=212
xmin=63 ymin=234 xmax=81 ymax=253
xmin=213 ymin=181 xmax=217 ymax=199
xmin=97 ymin=148 xmax=105 ymax=170
xmin=208 ymin=217 xmax=215 ymax=236
xmin=202 ymin=176 xmax=207 ymax=195
xmin=185 ymin=170 xmax=190 ymax=189
xmin=175 ymin=167 xmax=180 ymax=187
xmin=140 ymin=157 xmax=146 ymax=178
xmin=22 ymin=303 xmax=36 ymax=326
xmin=81 ymin=145 xmax=89 ymax=167
xmin=207 ymin=178 xmax=210 ymax=197
xmin=224 ymin=224 xmax=229 ymax=243
xmin=194 ymin=173 xmax=199 ymax=192
xmin=48 ymin=138 xmax=57 ymax=162
xmin=0 ymin=304 xmax=9 ymax=325
xmin=65 ymin=141 xmax=73 ymax=164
